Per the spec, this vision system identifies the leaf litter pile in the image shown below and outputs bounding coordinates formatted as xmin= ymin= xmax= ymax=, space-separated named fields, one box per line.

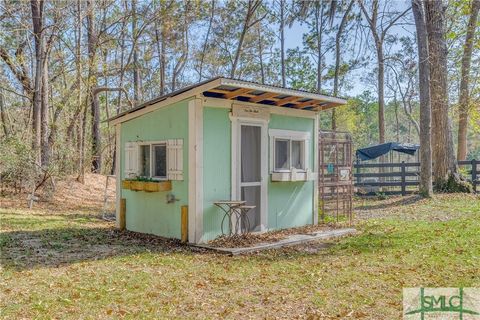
xmin=208 ymin=223 xmax=343 ymax=248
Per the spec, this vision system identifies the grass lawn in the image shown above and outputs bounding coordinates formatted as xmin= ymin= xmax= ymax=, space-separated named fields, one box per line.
xmin=1 ymin=194 xmax=479 ymax=319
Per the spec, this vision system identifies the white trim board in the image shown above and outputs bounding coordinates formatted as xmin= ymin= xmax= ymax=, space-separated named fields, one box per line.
xmin=115 ymin=124 xmax=121 ymax=228
xmin=110 ymin=79 xmax=222 ymax=126
xmin=268 ymin=128 xmax=311 ymax=140
xmin=188 ymin=97 xmax=204 ymax=243
xmin=313 ymin=114 xmax=319 ymax=225
xmin=230 ymin=116 xmax=269 ymax=233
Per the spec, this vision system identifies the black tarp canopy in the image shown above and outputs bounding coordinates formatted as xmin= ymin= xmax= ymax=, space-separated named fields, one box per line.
xmin=356 ymin=142 xmax=419 ymax=161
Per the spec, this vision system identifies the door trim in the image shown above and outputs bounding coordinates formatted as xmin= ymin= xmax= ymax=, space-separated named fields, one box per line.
xmin=230 ymin=115 xmax=268 ymax=232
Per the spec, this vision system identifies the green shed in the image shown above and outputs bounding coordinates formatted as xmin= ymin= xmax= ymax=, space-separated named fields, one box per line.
xmin=108 ymin=77 xmax=347 ymax=244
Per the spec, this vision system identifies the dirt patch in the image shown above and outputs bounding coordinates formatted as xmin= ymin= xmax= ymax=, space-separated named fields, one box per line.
xmin=0 ymin=174 xmax=116 ymax=213
xmin=208 ymin=223 xmax=346 ymax=248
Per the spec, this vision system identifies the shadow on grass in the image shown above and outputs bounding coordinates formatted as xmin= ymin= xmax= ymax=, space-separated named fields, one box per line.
xmin=355 ymin=195 xmax=423 ymax=211
xmin=1 ymin=210 xmax=104 ymax=221
xmin=0 ymin=227 xmax=203 ymax=271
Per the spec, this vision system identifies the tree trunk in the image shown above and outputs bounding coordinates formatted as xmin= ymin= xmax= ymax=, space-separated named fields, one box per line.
xmin=315 ymin=1 xmax=324 ymax=93
xmin=30 ymin=0 xmax=44 ymax=165
xmin=231 ymin=12 xmax=250 ymax=78
xmin=280 ymin=0 xmax=286 ymax=87
xmin=159 ymin=24 xmax=166 ymax=95
xmin=75 ymin=0 xmax=85 ymax=183
xmin=198 ymin=0 xmax=215 ymax=81
xmin=394 ymin=94 xmax=400 ymax=142
xmin=131 ymin=0 xmax=142 ymax=104
xmin=332 ymin=0 xmax=354 ymax=130
xmin=0 ymin=89 xmax=8 ymax=138
xmin=231 ymin=0 xmax=263 ymax=78
xmin=424 ymin=0 xmax=463 ymax=191
xmin=40 ymin=53 xmax=50 ymax=166
xmin=87 ymin=0 xmax=101 ymax=173
xmin=376 ymin=43 xmax=385 ymax=143
xmin=116 ymin=0 xmax=128 ymax=113
xmin=257 ymin=23 xmax=265 ymax=84
xmin=457 ymin=0 xmax=480 ymax=160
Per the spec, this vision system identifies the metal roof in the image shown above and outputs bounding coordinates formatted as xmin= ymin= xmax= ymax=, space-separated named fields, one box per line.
xmin=107 ymin=77 xmax=348 ymax=123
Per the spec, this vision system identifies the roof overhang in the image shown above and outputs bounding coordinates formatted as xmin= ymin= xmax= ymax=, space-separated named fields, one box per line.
xmin=108 ymin=77 xmax=347 ymax=124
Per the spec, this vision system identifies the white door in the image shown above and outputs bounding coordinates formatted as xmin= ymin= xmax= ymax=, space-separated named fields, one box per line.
xmin=238 ymin=122 xmax=267 ymax=232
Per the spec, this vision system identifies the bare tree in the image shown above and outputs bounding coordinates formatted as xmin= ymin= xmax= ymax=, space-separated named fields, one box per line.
xmin=457 ymin=0 xmax=480 ymax=160
xmin=332 ymin=0 xmax=354 ymax=130
xmin=358 ymin=0 xmax=410 ymax=144
xmin=198 ymin=0 xmax=215 ymax=81
xmin=230 ymin=0 xmax=266 ymax=78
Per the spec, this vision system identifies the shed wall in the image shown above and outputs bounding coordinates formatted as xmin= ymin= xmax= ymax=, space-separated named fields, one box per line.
xmin=120 ymin=99 xmax=190 ymax=239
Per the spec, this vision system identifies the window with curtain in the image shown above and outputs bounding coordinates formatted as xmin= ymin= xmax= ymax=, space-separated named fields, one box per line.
xmin=270 ymin=129 xmax=309 ymax=172
xmin=138 ymin=143 xmax=167 ymax=179
xmin=153 ymin=144 xmax=167 ymax=178
xmin=140 ymin=145 xmax=151 ymax=177
xmin=274 ymin=139 xmax=290 ymax=171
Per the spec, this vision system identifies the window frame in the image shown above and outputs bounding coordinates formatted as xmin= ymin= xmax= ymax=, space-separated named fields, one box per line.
xmin=269 ymin=129 xmax=310 ymax=173
xmin=273 ymin=138 xmax=291 ymax=172
xmin=137 ymin=141 xmax=168 ymax=180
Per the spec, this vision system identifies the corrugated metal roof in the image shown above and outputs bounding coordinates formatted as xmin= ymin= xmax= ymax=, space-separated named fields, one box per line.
xmin=107 ymin=77 xmax=347 ymax=123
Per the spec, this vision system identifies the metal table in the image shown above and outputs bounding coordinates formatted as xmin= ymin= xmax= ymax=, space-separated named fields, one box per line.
xmin=232 ymin=205 xmax=256 ymax=234
xmin=213 ymin=200 xmax=245 ymax=236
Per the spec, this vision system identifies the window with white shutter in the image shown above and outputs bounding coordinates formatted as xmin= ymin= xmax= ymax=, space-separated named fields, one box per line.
xmin=124 ymin=140 xmax=183 ymax=181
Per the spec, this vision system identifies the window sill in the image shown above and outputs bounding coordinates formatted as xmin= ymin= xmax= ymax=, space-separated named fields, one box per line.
xmin=271 ymin=171 xmax=312 ymax=182
xmin=122 ymin=180 xmax=172 ymax=192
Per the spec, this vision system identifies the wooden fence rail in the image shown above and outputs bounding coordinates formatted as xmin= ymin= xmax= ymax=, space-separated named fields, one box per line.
xmin=354 ymin=159 xmax=478 ymax=196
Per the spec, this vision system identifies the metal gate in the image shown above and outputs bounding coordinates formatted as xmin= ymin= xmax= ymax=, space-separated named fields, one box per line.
xmin=318 ymin=131 xmax=353 ymax=224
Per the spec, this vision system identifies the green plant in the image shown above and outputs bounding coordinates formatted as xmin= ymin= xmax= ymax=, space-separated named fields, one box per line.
xmin=125 ymin=176 xmax=155 ymax=182
xmin=375 ymin=192 xmax=388 ymax=200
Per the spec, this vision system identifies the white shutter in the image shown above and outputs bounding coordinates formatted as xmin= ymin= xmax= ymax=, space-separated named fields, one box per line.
xmin=167 ymin=139 xmax=183 ymax=180
xmin=124 ymin=142 xmax=138 ymax=178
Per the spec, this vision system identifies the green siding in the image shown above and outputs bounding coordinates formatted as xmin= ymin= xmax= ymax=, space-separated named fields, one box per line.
xmin=201 ymin=108 xmax=316 ymax=241
xmin=268 ymin=114 xmax=315 ymax=229
xmin=202 ymin=107 xmax=231 ymax=241
xmin=120 ymin=99 xmax=190 ymax=239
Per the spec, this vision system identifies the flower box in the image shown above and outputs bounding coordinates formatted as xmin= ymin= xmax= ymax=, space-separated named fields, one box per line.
xmin=121 ymin=180 xmax=132 ymax=189
xmin=130 ymin=181 xmax=144 ymax=191
xmin=122 ymin=180 xmax=172 ymax=192
xmin=144 ymin=181 xmax=160 ymax=192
